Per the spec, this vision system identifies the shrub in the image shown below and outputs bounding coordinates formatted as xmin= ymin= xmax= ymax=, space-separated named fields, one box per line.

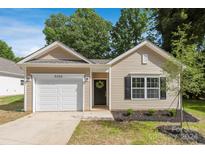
xmin=126 ymin=108 xmax=134 ymax=116
xmin=168 ymin=109 xmax=177 ymax=117
xmin=145 ymin=109 xmax=156 ymax=116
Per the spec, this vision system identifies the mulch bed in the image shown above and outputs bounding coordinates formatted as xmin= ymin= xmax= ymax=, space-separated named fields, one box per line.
xmin=157 ymin=125 xmax=205 ymax=144
xmin=111 ymin=110 xmax=199 ymax=122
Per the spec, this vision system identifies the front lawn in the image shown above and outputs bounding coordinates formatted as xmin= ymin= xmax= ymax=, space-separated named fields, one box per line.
xmin=68 ymin=100 xmax=205 ymax=144
xmin=0 ymin=95 xmax=30 ymax=125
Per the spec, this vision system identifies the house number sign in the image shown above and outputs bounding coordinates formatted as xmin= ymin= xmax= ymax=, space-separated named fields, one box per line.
xmin=54 ymin=74 xmax=63 ymax=78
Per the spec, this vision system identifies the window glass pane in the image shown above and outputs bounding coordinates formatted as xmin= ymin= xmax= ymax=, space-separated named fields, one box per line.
xmin=132 ymin=89 xmax=144 ymax=98
xmin=20 ymin=80 xmax=24 ymax=86
xmin=132 ymin=78 xmax=144 ymax=88
xmin=147 ymin=89 xmax=159 ymax=98
xmin=147 ymin=77 xmax=159 ymax=88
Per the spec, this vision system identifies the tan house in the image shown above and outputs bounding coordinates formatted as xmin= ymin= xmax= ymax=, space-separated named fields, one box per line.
xmin=18 ymin=40 xmax=180 ymax=112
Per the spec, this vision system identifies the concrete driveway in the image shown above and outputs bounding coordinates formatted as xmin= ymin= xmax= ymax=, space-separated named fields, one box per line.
xmin=0 ymin=112 xmax=82 ymax=145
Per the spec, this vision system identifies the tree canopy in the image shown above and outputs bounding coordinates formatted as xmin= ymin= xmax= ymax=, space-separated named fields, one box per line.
xmin=111 ymin=9 xmax=149 ymax=57
xmin=154 ymin=8 xmax=205 ymax=52
xmin=163 ymin=24 xmax=205 ymax=99
xmin=43 ymin=9 xmax=112 ymax=59
xmin=0 ymin=40 xmax=15 ymax=61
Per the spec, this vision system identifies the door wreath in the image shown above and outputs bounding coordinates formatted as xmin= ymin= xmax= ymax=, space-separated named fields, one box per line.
xmin=96 ymin=80 xmax=104 ymax=88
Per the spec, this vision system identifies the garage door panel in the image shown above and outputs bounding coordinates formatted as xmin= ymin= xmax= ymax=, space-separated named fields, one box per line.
xmin=37 ymin=106 xmax=59 ymax=111
xmin=35 ymin=76 xmax=83 ymax=111
xmin=37 ymin=100 xmax=58 ymax=104
xmin=39 ymin=89 xmax=58 ymax=94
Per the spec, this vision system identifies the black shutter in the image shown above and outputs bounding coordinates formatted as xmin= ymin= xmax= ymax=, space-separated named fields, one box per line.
xmin=124 ymin=76 xmax=131 ymax=99
xmin=160 ymin=77 xmax=166 ymax=99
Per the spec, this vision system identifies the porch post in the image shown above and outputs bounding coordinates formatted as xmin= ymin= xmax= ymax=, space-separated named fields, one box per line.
xmin=89 ymin=67 xmax=92 ymax=110
xmin=24 ymin=67 xmax=27 ymax=112
xmin=109 ymin=67 xmax=112 ymax=110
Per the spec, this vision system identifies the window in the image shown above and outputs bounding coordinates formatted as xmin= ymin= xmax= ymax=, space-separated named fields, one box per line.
xmin=20 ymin=80 xmax=24 ymax=86
xmin=131 ymin=76 xmax=160 ymax=99
xmin=147 ymin=77 xmax=159 ymax=98
xmin=132 ymin=78 xmax=144 ymax=98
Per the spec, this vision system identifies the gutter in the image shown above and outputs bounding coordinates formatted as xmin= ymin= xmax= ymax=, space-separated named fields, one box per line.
xmin=0 ymin=71 xmax=24 ymax=78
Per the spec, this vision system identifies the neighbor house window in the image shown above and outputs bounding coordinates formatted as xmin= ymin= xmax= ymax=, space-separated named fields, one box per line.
xmin=20 ymin=80 xmax=24 ymax=86
xmin=131 ymin=76 xmax=160 ymax=99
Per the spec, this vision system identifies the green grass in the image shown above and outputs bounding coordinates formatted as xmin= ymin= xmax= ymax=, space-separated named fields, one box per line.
xmin=68 ymin=99 xmax=205 ymax=145
xmin=182 ymin=100 xmax=205 ymax=136
xmin=0 ymin=95 xmax=30 ymax=125
xmin=0 ymin=95 xmax=24 ymax=111
xmin=68 ymin=121 xmax=182 ymax=145
xmin=184 ymin=100 xmax=205 ymax=118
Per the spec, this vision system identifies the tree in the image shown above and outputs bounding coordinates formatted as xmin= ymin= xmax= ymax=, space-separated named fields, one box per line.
xmin=163 ymin=24 xmax=205 ymax=127
xmin=155 ymin=9 xmax=205 ymax=52
xmin=14 ymin=56 xmax=23 ymax=62
xmin=43 ymin=9 xmax=112 ymax=59
xmin=0 ymin=40 xmax=15 ymax=61
xmin=111 ymin=9 xmax=149 ymax=57
xmin=163 ymin=24 xmax=205 ymax=100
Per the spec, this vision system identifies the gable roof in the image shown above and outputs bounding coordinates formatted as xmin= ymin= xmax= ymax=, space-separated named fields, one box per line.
xmin=0 ymin=57 xmax=24 ymax=77
xmin=108 ymin=40 xmax=175 ymax=65
xmin=18 ymin=41 xmax=93 ymax=64
xmin=89 ymin=59 xmax=111 ymax=64
xmin=26 ymin=59 xmax=87 ymax=64
xmin=18 ymin=40 xmax=180 ymax=67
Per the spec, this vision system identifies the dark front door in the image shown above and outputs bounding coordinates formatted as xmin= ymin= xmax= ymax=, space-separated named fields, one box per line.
xmin=94 ymin=80 xmax=106 ymax=105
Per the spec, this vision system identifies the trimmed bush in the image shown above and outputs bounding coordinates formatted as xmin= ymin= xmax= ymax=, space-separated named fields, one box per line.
xmin=126 ymin=108 xmax=134 ymax=116
xmin=145 ymin=109 xmax=156 ymax=116
xmin=168 ymin=109 xmax=177 ymax=117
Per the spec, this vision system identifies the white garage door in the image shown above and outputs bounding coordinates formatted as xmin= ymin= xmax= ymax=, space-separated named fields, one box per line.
xmin=35 ymin=74 xmax=83 ymax=111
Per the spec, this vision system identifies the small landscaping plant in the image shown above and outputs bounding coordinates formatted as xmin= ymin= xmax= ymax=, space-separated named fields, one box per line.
xmin=125 ymin=108 xmax=134 ymax=116
xmin=145 ymin=109 xmax=156 ymax=116
xmin=168 ymin=109 xmax=177 ymax=117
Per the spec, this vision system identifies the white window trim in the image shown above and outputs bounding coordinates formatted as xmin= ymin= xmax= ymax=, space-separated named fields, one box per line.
xmin=131 ymin=75 xmax=160 ymax=100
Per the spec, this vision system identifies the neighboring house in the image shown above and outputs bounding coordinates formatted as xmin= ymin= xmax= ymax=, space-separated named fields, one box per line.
xmin=18 ymin=40 xmax=180 ymax=112
xmin=0 ymin=57 xmax=24 ymax=96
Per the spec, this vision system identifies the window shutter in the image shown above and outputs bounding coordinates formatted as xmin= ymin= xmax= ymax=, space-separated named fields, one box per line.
xmin=124 ymin=76 xmax=131 ymax=99
xmin=160 ymin=77 xmax=166 ymax=99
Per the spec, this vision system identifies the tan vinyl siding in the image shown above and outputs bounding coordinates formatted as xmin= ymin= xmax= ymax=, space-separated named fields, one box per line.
xmin=38 ymin=46 xmax=81 ymax=60
xmin=111 ymin=46 xmax=179 ymax=110
xmin=25 ymin=81 xmax=32 ymax=111
xmin=92 ymin=72 xmax=108 ymax=78
xmin=25 ymin=67 xmax=90 ymax=111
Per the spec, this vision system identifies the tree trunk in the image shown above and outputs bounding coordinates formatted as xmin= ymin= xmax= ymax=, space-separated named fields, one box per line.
xmin=180 ymin=93 xmax=183 ymax=129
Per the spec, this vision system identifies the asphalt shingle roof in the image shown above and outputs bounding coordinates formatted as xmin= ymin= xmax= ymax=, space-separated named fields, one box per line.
xmin=26 ymin=59 xmax=111 ymax=64
xmin=89 ymin=59 xmax=111 ymax=64
xmin=0 ymin=57 xmax=23 ymax=76
xmin=27 ymin=59 xmax=88 ymax=64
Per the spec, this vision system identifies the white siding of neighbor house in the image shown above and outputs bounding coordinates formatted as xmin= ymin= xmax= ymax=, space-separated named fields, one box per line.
xmin=110 ymin=45 xmax=179 ymax=110
xmin=0 ymin=75 xmax=24 ymax=96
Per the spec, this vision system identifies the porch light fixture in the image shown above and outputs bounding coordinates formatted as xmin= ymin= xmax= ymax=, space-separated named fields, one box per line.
xmin=25 ymin=76 xmax=32 ymax=82
xmin=84 ymin=75 xmax=89 ymax=82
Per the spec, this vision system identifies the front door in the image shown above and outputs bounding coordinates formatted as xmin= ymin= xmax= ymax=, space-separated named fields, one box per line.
xmin=94 ymin=80 xmax=106 ymax=105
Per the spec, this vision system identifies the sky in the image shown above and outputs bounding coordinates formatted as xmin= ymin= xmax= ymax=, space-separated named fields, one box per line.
xmin=0 ymin=8 xmax=121 ymax=57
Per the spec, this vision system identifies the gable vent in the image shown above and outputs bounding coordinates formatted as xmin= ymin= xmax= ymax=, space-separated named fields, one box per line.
xmin=142 ymin=54 xmax=148 ymax=64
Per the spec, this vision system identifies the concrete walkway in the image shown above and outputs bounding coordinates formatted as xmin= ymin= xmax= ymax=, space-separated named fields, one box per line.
xmin=0 ymin=112 xmax=82 ymax=145
xmin=82 ymin=110 xmax=114 ymax=120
